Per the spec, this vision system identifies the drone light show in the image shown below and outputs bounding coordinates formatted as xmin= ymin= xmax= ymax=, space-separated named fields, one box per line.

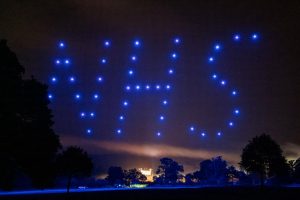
xmin=48 ymin=33 xmax=260 ymax=140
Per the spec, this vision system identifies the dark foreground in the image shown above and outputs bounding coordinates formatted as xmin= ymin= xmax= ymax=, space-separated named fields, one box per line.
xmin=1 ymin=187 xmax=300 ymax=200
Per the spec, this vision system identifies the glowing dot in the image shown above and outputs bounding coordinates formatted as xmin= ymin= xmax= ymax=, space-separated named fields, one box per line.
xmin=97 ymin=76 xmax=103 ymax=82
xmin=123 ymin=101 xmax=128 ymax=107
xmin=234 ymin=109 xmax=240 ymax=115
xmin=80 ymin=112 xmax=85 ymax=117
xmin=229 ymin=122 xmax=234 ymax=127
xmin=234 ymin=34 xmax=240 ymax=41
xmin=201 ymin=132 xmax=206 ymax=137
xmin=119 ymin=116 xmax=124 ymax=121
xmin=93 ymin=94 xmax=99 ymax=99
xmin=104 ymin=40 xmax=110 ymax=47
xmin=215 ymin=44 xmax=220 ymax=50
xmin=217 ymin=132 xmax=222 ymax=136
xmin=221 ymin=80 xmax=226 ymax=86
xmin=166 ymin=85 xmax=171 ymax=90
xmin=145 ymin=85 xmax=150 ymax=90
xmin=135 ymin=85 xmax=141 ymax=90
xmin=174 ymin=38 xmax=180 ymax=44
xmin=131 ymin=56 xmax=137 ymax=61
xmin=128 ymin=70 xmax=134 ymax=76
xmin=117 ymin=129 xmax=122 ymax=134
xmin=55 ymin=60 xmax=60 ymax=64
xmin=134 ymin=40 xmax=140 ymax=47
xmin=86 ymin=129 xmax=92 ymax=134
xmin=65 ymin=59 xmax=70 ymax=64
xmin=51 ymin=77 xmax=57 ymax=82
xmin=159 ymin=115 xmax=165 ymax=121
xmin=69 ymin=76 xmax=75 ymax=82
xmin=90 ymin=112 xmax=95 ymax=117
xmin=126 ymin=85 xmax=131 ymax=91
xmin=48 ymin=94 xmax=53 ymax=99
xmin=101 ymin=58 xmax=107 ymax=64
xmin=59 ymin=42 xmax=64 ymax=48
xmin=163 ymin=100 xmax=168 ymax=105
xmin=252 ymin=34 xmax=258 ymax=40
xmin=209 ymin=57 xmax=214 ymax=62
xmin=212 ymin=74 xmax=217 ymax=79
xmin=190 ymin=126 xmax=195 ymax=132
xmin=156 ymin=85 xmax=161 ymax=90
xmin=168 ymin=69 xmax=174 ymax=74
xmin=157 ymin=132 xmax=161 ymax=136
xmin=232 ymin=90 xmax=237 ymax=96
xmin=75 ymin=94 xmax=81 ymax=99
xmin=171 ymin=53 xmax=177 ymax=59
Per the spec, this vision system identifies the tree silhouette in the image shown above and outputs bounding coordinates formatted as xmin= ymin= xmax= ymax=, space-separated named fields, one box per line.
xmin=124 ymin=168 xmax=147 ymax=186
xmin=292 ymin=158 xmax=300 ymax=182
xmin=240 ymin=134 xmax=289 ymax=186
xmin=156 ymin=157 xmax=184 ymax=184
xmin=0 ymin=40 xmax=61 ymax=189
xmin=56 ymin=146 xmax=93 ymax=193
xmin=105 ymin=166 xmax=125 ymax=186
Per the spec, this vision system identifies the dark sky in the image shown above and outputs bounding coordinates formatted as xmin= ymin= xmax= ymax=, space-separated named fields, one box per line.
xmin=1 ymin=0 xmax=300 ymax=175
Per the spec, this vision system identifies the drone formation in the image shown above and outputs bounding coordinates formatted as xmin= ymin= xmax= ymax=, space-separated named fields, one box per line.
xmin=48 ymin=33 xmax=259 ymax=138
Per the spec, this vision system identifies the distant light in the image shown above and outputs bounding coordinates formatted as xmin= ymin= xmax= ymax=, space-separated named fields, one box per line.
xmin=157 ymin=132 xmax=161 ymax=136
xmin=229 ymin=121 xmax=234 ymax=127
xmin=59 ymin=42 xmax=64 ymax=48
xmin=159 ymin=115 xmax=165 ymax=121
xmin=174 ymin=38 xmax=180 ymax=44
xmin=131 ymin=56 xmax=137 ymax=61
xmin=90 ymin=112 xmax=95 ymax=117
xmin=65 ymin=59 xmax=70 ymax=64
xmin=145 ymin=85 xmax=150 ymax=90
xmin=162 ymin=100 xmax=168 ymax=105
xmin=69 ymin=76 xmax=75 ymax=82
xmin=75 ymin=94 xmax=81 ymax=99
xmin=217 ymin=132 xmax=222 ymax=136
xmin=128 ymin=70 xmax=134 ymax=75
xmin=55 ymin=60 xmax=60 ymax=64
xmin=51 ymin=77 xmax=57 ymax=83
xmin=171 ymin=53 xmax=177 ymax=59
xmin=126 ymin=85 xmax=131 ymax=91
xmin=190 ymin=126 xmax=195 ymax=132
xmin=134 ymin=40 xmax=140 ymax=47
xmin=234 ymin=34 xmax=240 ymax=41
xmin=234 ymin=109 xmax=240 ymax=115
xmin=168 ymin=69 xmax=174 ymax=74
xmin=156 ymin=85 xmax=161 ymax=90
xmin=209 ymin=57 xmax=214 ymax=62
xmin=220 ymin=80 xmax=226 ymax=86
xmin=215 ymin=44 xmax=220 ymax=50
xmin=97 ymin=76 xmax=103 ymax=82
xmin=117 ymin=129 xmax=122 ymax=134
xmin=48 ymin=94 xmax=53 ymax=99
xmin=104 ymin=40 xmax=110 ymax=47
xmin=212 ymin=74 xmax=217 ymax=79
xmin=119 ymin=115 xmax=124 ymax=121
xmin=93 ymin=94 xmax=99 ymax=99
xmin=80 ymin=112 xmax=85 ymax=118
xmin=201 ymin=132 xmax=206 ymax=137
xmin=232 ymin=90 xmax=237 ymax=96
xmin=101 ymin=58 xmax=107 ymax=64
xmin=252 ymin=33 xmax=258 ymax=40
xmin=166 ymin=85 xmax=171 ymax=90
xmin=86 ymin=129 xmax=92 ymax=134
xmin=135 ymin=85 xmax=140 ymax=90
xmin=123 ymin=101 xmax=128 ymax=107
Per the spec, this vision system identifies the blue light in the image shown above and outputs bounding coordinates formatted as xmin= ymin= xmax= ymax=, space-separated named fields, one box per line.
xmin=69 ymin=76 xmax=75 ymax=82
xmin=166 ymin=84 xmax=171 ymax=90
xmin=93 ymin=94 xmax=99 ymax=99
xmin=97 ymin=76 xmax=103 ymax=82
xmin=229 ymin=121 xmax=234 ymax=127
xmin=217 ymin=132 xmax=222 ymax=136
xmin=134 ymin=40 xmax=140 ymax=47
xmin=90 ymin=112 xmax=95 ymax=117
xmin=252 ymin=33 xmax=258 ymax=40
xmin=156 ymin=85 xmax=161 ymax=90
xmin=126 ymin=85 xmax=131 ymax=91
xmin=59 ymin=42 xmax=64 ymax=48
xmin=171 ymin=53 xmax=177 ymax=59
xmin=86 ymin=129 xmax=92 ymax=134
xmin=234 ymin=109 xmax=240 ymax=115
xmin=168 ymin=69 xmax=174 ymax=74
xmin=209 ymin=57 xmax=214 ymax=62
xmin=220 ymin=80 xmax=226 ymax=86
xmin=189 ymin=126 xmax=195 ymax=132
xmin=174 ymin=38 xmax=180 ymax=44
xmin=135 ymin=85 xmax=141 ymax=90
xmin=48 ymin=94 xmax=53 ymax=99
xmin=117 ymin=129 xmax=122 ymax=134
xmin=104 ymin=40 xmax=110 ymax=47
xmin=128 ymin=70 xmax=134 ymax=76
xmin=162 ymin=100 xmax=168 ymax=105
xmin=159 ymin=115 xmax=165 ymax=121
xmin=65 ymin=59 xmax=70 ymax=64
xmin=51 ymin=77 xmax=57 ymax=83
xmin=145 ymin=85 xmax=150 ymax=90
xmin=212 ymin=74 xmax=217 ymax=79
xmin=215 ymin=44 xmax=220 ymax=50
xmin=80 ymin=112 xmax=85 ymax=118
xmin=119 ymin=115 xmax=124 ymax=121
xmin=101 ymin=58 xmax=107 ymax=64
xmin=232 ymin=90 xmax=237 ymax=96
xmin=123 ymin=101 xmax=128 ymax=107
xmin=131 ymin=56 xmax=137 ymax=61
xmin=234 ymin=34 xmax=240 ymax=41
xmin=201 ymin=132 xmax=206 ymax=137
xmin=156 ymin=131 xmax=161 ymax=136
xmin=55 ymin=60 xmax=60 ymax=64
xmin=75 ymin=94 xmax=81 ymax=100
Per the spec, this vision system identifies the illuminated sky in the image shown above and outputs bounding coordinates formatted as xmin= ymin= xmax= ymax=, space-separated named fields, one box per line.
xmin=0 ymin=0 xmax=299 ymax=175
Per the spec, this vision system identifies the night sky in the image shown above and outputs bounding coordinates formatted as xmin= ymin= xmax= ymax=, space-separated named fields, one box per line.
xmin=1 ymin=0 xmax=300 ymax=176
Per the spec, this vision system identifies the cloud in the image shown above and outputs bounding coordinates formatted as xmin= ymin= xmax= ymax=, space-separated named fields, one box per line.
xmin=283 ymin=143 xmax=300 ymax=160
xmin=61 ymin=135 xmax=240 ymax=164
